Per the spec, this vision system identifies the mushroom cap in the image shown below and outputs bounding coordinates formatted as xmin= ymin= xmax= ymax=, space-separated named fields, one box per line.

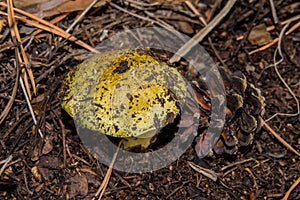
xmin=62 ymin=50 xmax=188 ymax=138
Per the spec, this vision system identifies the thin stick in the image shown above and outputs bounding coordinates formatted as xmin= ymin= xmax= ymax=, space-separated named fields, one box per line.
xmin=28 ymin=13 xmax=69 ymax=42
xmin=0 ymin=60 xmax=19 ymax=126
xmin=125 ymin=0 xmax=161 ymax=7
xmin=55 ymin=112 xmax=67 ymax=168
xmin=19 ymin=77 xmax=44 ymax=138
xmin=263 ymin=121 xmax=300 ymax=157
xmin=188 ymin=161 xmax=218 ymax=182
xmin=169 ymin=0 xmax=237 ymax=63
xmin=244 ymin=167 xmax=257 ymax=189
xmin=285 ymin=21 xmax=300 ymax=35
xmin=282 ymin=177 xmax=300 ymax=200
xmin=94 ymin=142 xmax=121 ymax=199
xmin=109 ymin=2 xmax=185 ymax=40
xmin=6 ymin=0 xmax=36 ymax=97
xmin=184 ymin=1 xmax=226 ymax=67
xmin=0 ymin=2 xmax=99 ymax=53
xmin=248 ymin=38 xmax=279 ymax=55
xmin=265 ymin=23 xmax=300 ymax=122
xmin=0 ymin=155 xmax=13 ymax=176
xmin=184 ymin=1 xmax=207 ymax=26
xmin=66 ymin=0 xmax=99 ymax=33
xmin=221 ymin=158 xmax=256 ymax=171
xmin=269 ymin=0 xmax=278 ymax=24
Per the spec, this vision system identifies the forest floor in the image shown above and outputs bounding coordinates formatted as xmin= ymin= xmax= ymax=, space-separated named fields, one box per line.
xmin=0 ymin=0 xmax=299 ymax=199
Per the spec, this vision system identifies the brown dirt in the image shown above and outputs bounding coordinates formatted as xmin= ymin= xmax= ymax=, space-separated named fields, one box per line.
xmin=0 ymin=0 xmax=299 ymax=199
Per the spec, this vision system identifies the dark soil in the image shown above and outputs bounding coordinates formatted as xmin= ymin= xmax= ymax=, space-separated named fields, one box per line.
xmin=0 ymin=0 xmax=299 ymax=199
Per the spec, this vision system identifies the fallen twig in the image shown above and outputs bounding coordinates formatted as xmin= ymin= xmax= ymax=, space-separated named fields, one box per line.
xmin=6 ymin=0 xmax=36 ymax=97
xmin=0 ymin=60 xmax=19 ymax=126
xmin=54 ymin=111 xmax=67 ymax=168
xmin=184 ymin=0 xmax=226 ymax=67
xmin=109 ymin=1 xmax=185 ymax=41
xmin=93 ymin=142 xmax=121 ymax=200
xmin=263 ymin=121 xmax=300 ymax=157
xmin=169 ymin=0 xmax=237 ymax=63
xmin=282 ymin=177 xmax=300 ymax=200
xmin=269 ymin=0 xmax=278 ymax=24
xmin=265 ymin=23 xmax=300 ymax=122
xmin=244 ymin=167 xmax=257 ymax=189
xmin=66 ymin=0 xmax=99 ymax=33
xmin=19 ymin=75 xmax=44 ymax=138
xmin=221 ymin=158 xmax=257 ymax=171
xmin=0 ymin=2 xmax=99 ymax=53
xmin=188 ymin=161 xmax=218 ymax=182
xmin=0 ymin=155 xmax=13 ymax=176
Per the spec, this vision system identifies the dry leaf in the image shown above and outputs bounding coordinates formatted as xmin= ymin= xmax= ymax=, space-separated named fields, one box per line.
xmin=178 ymin=21 xmax=194 ymax=34
xmin=68 ymin=174 xmax=89 ymax=198
xmin=248 ymin=24 xmax=272 ymax=46
xmin=37 ymin=156 xmax=63 ymax=180
xmin=14 ymin=0 xmax=109 ymax=18
xmin=42 ymin=136 xmax=54 ymax=155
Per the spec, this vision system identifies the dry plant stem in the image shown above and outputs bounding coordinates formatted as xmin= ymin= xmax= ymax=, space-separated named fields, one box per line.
xmin=65 ymin=143 xmax=73 ymax=163
xmin=3 ymin=0 xmax=43 ymax=138
xmin=244 ymin=167 xmax=257 ymax=189
xmin=109 ymin=2 xmax=185 ymax=41
xmin=282 ymin=177 xmax=300 ymax=200
xmin=0 ymin=59 xmax=19 ymax=126
xmin=285 ymin=20 xmax=300 ymax=35
xmin=269 ymin=0 xmax=278 ymax=24
xmin=23 ymin=13 xmax=69 ymax=45
xmin=19 ymin=76 xmax=44 ymax=138
xmin=249 ymin=38 xmax=279 ymax=55
xmin=6 ymin=0 xmax=36 ymax=97
xmin=265 ymin=23 xmax=300 ymax=121
xmin=109 ymin=2 xmax=152 ymax=22
xmin=188 ymin=161 xmax=218 ymax=182
xmin=54 ymin=112 xmax=67 ymax=168
xmin=94 ymin=142 xmax=121 ymax=200
xmin=185 ymin=0 xmax=226 ymax=67
xmin=0 ymin=13 xmax=68 ymax=52
xmin=221 ymin=158 xmax=256 ymax=171
xmin=166 ymin=181 xmax=189 ymax=199
xmin=1 ymin=11 xmax=100 ymax=53
xmin=0 ymin=155 xmax=13 ymax=176
xmin=184 ymin=1 xmax=206 ymax=25
xmin=169 ymin=0 xmax=237 ymax=63
xmin=66 ymin=0 xmax=99 ymax=33
xmin=125 ymin=0 xmax=161 ymax=7
xmin=0 ymin=2 xmax=99 ymax=53
xmin=263 ymin=121 xmax=300 ymax=157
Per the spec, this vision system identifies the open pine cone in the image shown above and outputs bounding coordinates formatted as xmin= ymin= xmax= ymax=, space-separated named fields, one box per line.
xmin=194 ymin=68 xmax=265 ymax=156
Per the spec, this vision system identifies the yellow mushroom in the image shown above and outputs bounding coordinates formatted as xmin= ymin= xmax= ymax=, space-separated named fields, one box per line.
xmin=62 ymin=50 xmax=188 ymax=149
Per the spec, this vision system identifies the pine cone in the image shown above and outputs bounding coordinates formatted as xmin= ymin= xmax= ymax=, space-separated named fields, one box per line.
xmin=194 ymin=68 xmax=265 ymax=156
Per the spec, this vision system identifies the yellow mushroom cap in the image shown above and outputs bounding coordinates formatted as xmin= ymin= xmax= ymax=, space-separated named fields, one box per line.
xmin=62 ymin=50 xmax=188 ymax=138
